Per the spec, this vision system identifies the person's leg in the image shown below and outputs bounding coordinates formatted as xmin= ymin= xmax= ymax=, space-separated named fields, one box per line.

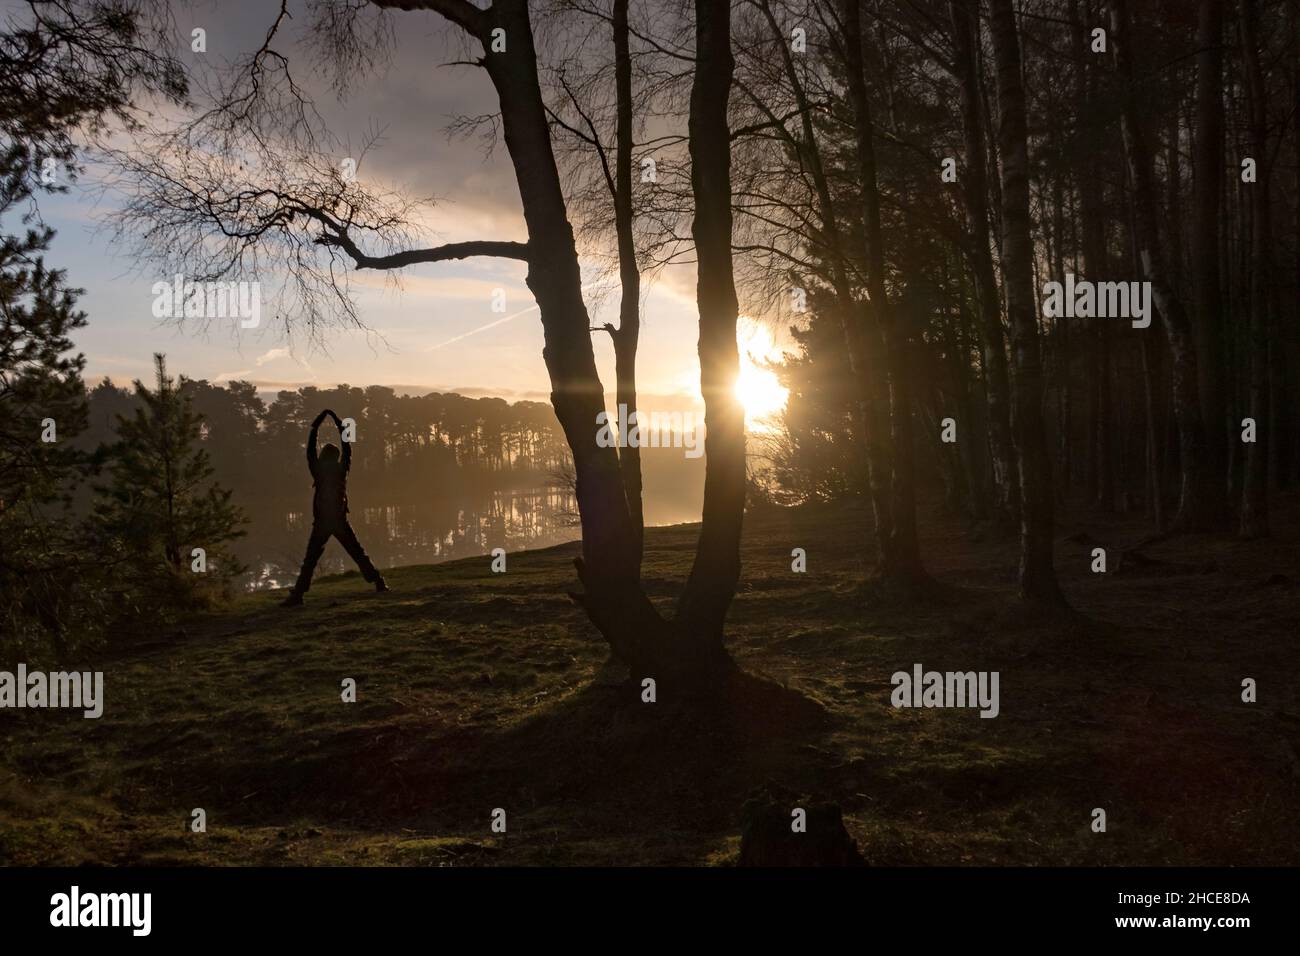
xmin=335 ymin=521 xmax=387 ymax=591
xmin=284 ymin=524 xmax=330 ymax=604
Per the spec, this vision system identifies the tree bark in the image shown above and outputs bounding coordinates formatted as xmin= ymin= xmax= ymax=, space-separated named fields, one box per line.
xmin=1070 ymin=0 xmax=1111 ymax=510
xmin=1192 ymin=0 xmax=1229 ymax=522
xmin=1238 ymin=0 xmax=1270 ymax=537
xmin=676 ymin=0 xmax=745 ymax=652
xmin=477 ymin=0 xmax=640 ymax=596
xmin=1292 ymin=0 xmax=1300 ymax=489
xmin=761 ymin=0 xmax=900 ymax=575
xmin=948 ymin=0 xmax=1019 ymax=525
xmin=1109 ymin=0 xmax=1217 ymax=532
xmin=374 ymin=0 xmax=742 ymax=685
xmin=987 ymin=0 xmax=1065 ymax=604
xmin=844 ymin=0 xmax=924 ymax=580
xmin=1141 ymin=336 xmax=1166 ymax=531
xmin=611 ymin=0 xmax=644 ymax=567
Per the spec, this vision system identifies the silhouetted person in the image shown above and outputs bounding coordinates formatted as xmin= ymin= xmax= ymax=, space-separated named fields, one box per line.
xmin=282 ymin=409 xmax=388 ymax=606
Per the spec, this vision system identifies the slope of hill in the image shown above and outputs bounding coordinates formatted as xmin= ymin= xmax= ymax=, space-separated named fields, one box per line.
xmin=3 ymin=500 xmax=1298 ymax=866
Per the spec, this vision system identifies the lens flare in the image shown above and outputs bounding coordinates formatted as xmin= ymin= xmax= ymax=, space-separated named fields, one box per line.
xmin=734 ymin=320 xmax=788 ymax=428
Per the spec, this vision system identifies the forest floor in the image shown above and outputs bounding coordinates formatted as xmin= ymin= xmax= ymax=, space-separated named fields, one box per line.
xmin=3 ymin=493 xmax=1299 ymax=866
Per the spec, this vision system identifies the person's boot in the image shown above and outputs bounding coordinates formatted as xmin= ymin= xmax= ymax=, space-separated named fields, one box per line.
xmin=374 ymin=577 xmax=390 ymax=594
xmin=281 ymin=590 xmax=304 ymax=607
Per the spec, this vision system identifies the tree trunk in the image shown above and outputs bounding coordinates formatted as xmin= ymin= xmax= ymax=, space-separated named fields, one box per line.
xmin=1070 ymin=0 xmax=1110 ymax=510
xmin=1141 ymin=335 xmax=1165 ymax=530
xmin=675 ymin=0 xmax=745 ymax=654
xmin=762 ymin=0 xmax=902 ymax=575
xmin=1109 ymin=0 xmax=1217 ymax=532
xmin=823 ymin=8 xmax=893 ymax=568
xmin=1192 ymin=0 xmax=1229 ymax=523
xmin=948 ymin=0 xmax=1019 ymax=525
xmin=1292 ymin=0 xmax=1300 ymax=489
xmin=1096 ymin=317 xmax=1114 ymax=510
xmin=844 ymin=0 xmax=924 ymax=581
xmin=437 ymin=0 xmax=743 ymax=684
xmin=1239 ymin=0 xmax=1270 ymax=537
xmin=466 ymin=0 xmax=670 ymax=670
xmin=612 ymin=0 xmax=644 ymax=567
xmin=987 ymin=0 xmax=1065 ymax=604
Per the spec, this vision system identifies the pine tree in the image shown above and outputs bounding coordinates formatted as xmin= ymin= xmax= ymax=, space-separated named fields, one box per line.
xmin=0 ymin=0 xmax=188 ymax=659
xmin=93 ymin=354 xmax=246 ymax=613
xmin=0 ymin=212 xmax=97 ymax=658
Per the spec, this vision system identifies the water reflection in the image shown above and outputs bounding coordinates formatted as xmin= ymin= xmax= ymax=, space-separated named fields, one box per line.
xmin=236 ymin=486 xmax=580 ymax=591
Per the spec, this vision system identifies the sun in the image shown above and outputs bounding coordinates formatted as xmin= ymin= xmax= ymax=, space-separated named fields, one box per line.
xmin=734 ymin=320 xmax=788 ymax=428
xmin=735 ymin=358 xmax=787 ymax=421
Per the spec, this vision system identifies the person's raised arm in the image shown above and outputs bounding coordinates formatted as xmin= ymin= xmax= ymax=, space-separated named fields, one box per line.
xmin=330 ymin=410 xmax=352 ymax=472
xmin=308 ymin=409 xmax=329 ymax=473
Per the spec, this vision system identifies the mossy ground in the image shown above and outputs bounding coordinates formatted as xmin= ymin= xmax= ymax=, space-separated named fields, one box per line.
xmin=3 ymin=496 xmax=1298 ymax=865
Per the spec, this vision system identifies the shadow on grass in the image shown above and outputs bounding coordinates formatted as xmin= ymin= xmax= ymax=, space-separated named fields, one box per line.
xmin=208 ymin=667 xmax=831 ymax=848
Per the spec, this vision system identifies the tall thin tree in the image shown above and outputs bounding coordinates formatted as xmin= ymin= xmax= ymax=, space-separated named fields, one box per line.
xmin=987 ymin=0 xmax=1064 ymax=604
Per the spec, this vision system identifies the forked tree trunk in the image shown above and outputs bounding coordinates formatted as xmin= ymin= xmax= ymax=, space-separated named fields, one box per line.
xmin=478 ymin=0 xmax=640 ymax=594
xmin=948 ymin=0 xmax=1018 ymax=525
xmin=987 ymin=0 xmax=1065 ymax=604
xmin=438 ymin=0 xmax=663 ymax=672
xmin=390 ymin=0 xmax=737 ymax=687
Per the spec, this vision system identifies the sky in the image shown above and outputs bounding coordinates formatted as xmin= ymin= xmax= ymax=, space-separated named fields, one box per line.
xmin=30 ymin=0 xmax=790 ymax=419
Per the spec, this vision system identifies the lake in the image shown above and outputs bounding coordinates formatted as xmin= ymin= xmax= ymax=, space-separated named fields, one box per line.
xmin=234 ymin=482 xmax=703 ymax=591
xmin=235 ymin=486 xmax=581 ymax=591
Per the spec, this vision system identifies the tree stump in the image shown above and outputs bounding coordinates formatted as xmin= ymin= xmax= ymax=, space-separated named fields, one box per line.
xmin=738 ymin=790 xmax=865 ymax=867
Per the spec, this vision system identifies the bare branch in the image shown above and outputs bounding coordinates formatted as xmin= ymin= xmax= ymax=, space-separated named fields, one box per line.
xmin=369 ymin=0 xmax=489 ymax=37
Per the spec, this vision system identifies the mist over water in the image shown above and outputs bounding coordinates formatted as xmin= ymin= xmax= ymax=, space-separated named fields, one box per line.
xmin=74 ymin=380 xmax=707 ymax=592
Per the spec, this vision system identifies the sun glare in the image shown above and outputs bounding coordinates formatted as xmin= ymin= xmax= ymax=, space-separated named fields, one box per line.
xmin=734 ymin=320 xmax=788 ymax=429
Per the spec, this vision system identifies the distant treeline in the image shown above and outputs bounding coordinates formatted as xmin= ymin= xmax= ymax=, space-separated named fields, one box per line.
xmin=77 ymin=380 xmax=575 ymax=513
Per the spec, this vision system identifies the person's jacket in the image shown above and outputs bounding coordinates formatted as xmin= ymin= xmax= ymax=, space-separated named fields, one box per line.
xmin=307 ymin=421 xmax=351 ymax=520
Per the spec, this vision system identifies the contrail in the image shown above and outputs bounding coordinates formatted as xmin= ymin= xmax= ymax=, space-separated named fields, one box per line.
xmin=423 ymin=280 xmax=608 ymax=352
xmin=424 ymin=302 xmax=541 ymax=352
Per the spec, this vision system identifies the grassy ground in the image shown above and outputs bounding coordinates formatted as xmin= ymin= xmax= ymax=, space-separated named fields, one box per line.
xmin=3 ymin=495 xmax=1298 ymax=866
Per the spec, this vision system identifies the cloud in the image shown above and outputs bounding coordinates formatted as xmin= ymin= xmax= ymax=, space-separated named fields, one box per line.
xmin=446 ymin=385 xmax=551 ymax=400
xmin=58 ymin=1 xmax=708 ymax=409
xmin=252 ymin=347 xmax=315 ymax=380
xmin=254 ymin=347 xmax=291 ymax=366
